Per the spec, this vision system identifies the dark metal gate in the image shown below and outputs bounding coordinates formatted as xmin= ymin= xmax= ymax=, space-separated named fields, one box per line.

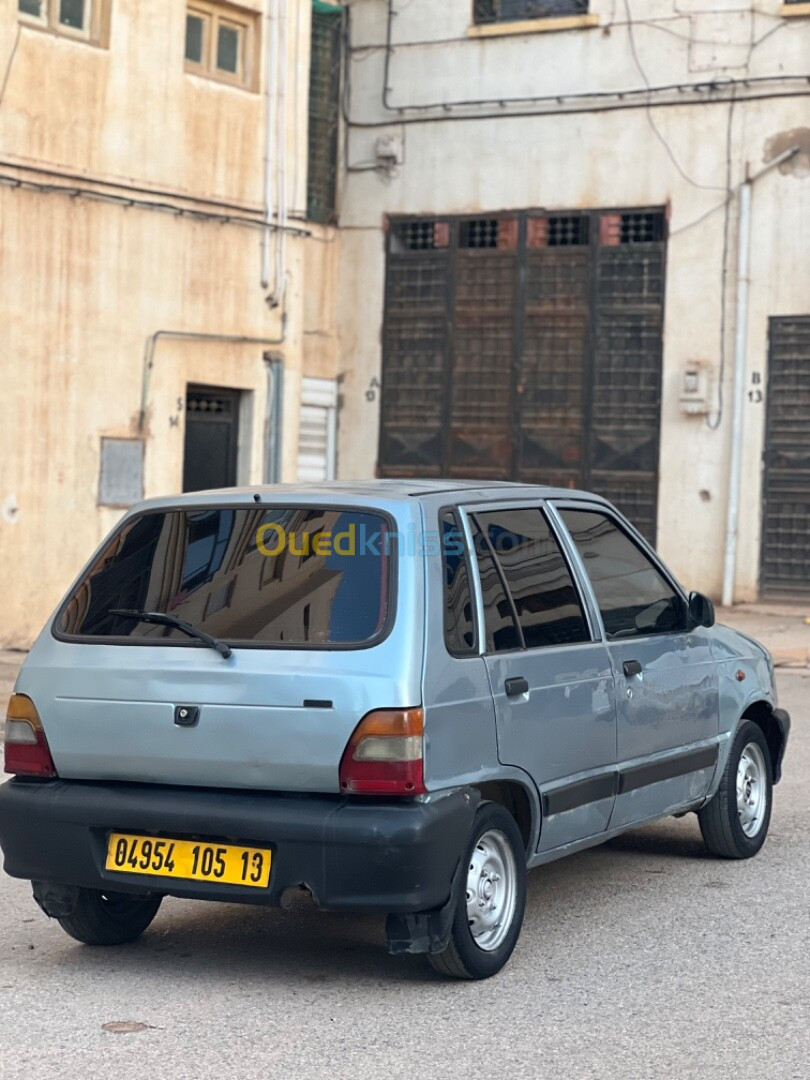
xmin=182 ymin=386 xmax=240 ymax=494
xmin=379 ymin=209 xmax=667 ymax=542
xmin=761 ymin=316 xmax=810 ymax=595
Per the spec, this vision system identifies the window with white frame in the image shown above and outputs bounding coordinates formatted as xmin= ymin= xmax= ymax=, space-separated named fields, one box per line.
xmin=18 ymin=0 xmax=106 ymax=43
xmin=185 ymin=2 xmax=259 ymax=90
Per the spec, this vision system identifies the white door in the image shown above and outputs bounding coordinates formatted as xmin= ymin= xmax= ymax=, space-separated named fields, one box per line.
xmin=297 ymin=377 xmax=338 ymax=481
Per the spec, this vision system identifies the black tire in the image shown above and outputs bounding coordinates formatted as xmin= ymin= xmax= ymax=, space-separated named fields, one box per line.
xmin=57 ymin=889 xmax=162 ymax=946
xmin=698 ymin=720 xmax=773 ymax=859
xmin=428 ymin=803 xmax=526 ymax=980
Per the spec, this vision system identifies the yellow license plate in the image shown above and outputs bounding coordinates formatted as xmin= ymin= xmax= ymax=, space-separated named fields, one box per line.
xmin=105 ymin=833 xmax=271 ymax=889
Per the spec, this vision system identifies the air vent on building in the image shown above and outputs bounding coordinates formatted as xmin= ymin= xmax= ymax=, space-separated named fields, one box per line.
xmin=187 ymin=392 xmax=235 ymax=416
xmin=619 ymin=212 xmax=665 ymax=244
xmin=460 ymin=219 xmax=500 ymax=249
xmin=547 ymin=215 xmax=589 ymax=247
xmin=396 ymin=220 xmax=443 ymax=251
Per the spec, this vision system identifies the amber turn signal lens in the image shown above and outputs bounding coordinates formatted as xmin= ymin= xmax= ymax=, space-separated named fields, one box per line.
xmin=6 ymin=693 xmax=43 ymax=726
xmin=339 ymin=708 xmax=425 ymax=796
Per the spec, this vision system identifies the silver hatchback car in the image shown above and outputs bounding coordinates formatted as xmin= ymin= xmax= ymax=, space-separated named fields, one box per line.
xmin=0 ymin=481 xmax=790 ymax=979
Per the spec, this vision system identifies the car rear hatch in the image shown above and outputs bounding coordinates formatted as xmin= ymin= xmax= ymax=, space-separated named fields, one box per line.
xmin=17 ymin=500 xmax=423 ymax=793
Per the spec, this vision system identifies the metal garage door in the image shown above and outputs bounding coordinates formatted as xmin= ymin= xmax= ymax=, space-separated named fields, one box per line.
xmin=761 ymin=316 xmax=810 ymax=595
xmin=378 ymin=209 xmax=666 ymax=542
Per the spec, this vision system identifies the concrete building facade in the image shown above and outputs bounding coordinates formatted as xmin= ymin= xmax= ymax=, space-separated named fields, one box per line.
xmin=1 ymin=0 xmax=808 ymax=647
xmin=0 ymin=0 xmax=343 ymax=646
xmin=335 ymin=0 xmax=810 ymax=604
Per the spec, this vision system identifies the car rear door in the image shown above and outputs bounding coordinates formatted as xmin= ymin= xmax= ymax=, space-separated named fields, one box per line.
xmin=552 ymin=503 xmax=720 ymax=829
xmin=461 ymin=502 xmax=618 ymax=853
xmin=32 ymin=501 xmax=421 ymax=794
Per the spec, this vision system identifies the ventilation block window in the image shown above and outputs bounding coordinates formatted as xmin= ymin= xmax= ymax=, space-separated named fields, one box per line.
xmin=474 ymin=0 xmax=589 ymax=25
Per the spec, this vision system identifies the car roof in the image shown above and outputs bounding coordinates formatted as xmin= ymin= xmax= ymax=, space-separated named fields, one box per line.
xmin=129 ymin=479 xmax=609 ymax=513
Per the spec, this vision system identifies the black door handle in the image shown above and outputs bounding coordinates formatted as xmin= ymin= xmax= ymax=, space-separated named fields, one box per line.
xmin=623 ymin=660 xmax=643 ymax=678
xmin=505 ymin=677 xmax=529 ymax=698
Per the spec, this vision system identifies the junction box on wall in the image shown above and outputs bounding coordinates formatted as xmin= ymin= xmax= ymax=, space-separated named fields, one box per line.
xmin=679 ymin=360 xmax=711 ymax=415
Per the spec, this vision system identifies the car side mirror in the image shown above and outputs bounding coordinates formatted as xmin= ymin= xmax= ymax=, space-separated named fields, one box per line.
xmin=689 ymin=591 xmax=715 ymax=629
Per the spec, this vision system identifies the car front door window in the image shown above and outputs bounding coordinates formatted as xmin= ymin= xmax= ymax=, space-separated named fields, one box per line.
xmin=558 ymin=509 xmax=687 ymax=639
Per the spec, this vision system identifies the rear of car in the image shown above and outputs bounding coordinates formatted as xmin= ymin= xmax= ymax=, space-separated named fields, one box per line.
xmin=0 ymin=492 xmax=476 ymax=943
xmin=1 ymin=481 xmax=788 ymax=980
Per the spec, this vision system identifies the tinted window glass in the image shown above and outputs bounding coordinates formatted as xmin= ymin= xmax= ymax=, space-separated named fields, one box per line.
xmin=560 ymin=509 xmax=686 ymax=639
xmin=57 ymin=508 xmax=393 ymax=647
xmin=470 ymin=522 xmax=522 ymax=653
xmin=59 ymin=0 xmax=86 ymax=30
xmin=477 ymin=508 xmax=590 ymax=649
xmin=217 ymin=24 xmax=240 ymax=73
xmin=440 ymin=511 xmax=477 ymax=655
xmin=185 ymin=14 xmax=205 ymax=63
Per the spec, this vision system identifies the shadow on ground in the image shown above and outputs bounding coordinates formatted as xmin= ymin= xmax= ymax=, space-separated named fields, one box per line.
xmin=33 ymin=815 xmax=713 ymax=987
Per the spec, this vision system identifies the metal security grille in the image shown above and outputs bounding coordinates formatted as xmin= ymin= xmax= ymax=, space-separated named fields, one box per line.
xmin=380 ymin=209 xmax=667 ymax=542
xmin=379 ymin=233 xmax=450 ymax=472
xmin=307 ymin=2 xmax=342 ymax=225
xmin=183 ymin=386 xmax=240 ymax=494
xmin=761 ymin=316 xmax=810 ymax=595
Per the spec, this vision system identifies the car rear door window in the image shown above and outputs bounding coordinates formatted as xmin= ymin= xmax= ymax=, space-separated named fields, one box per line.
xmin=560 ymin=508 xmax=687 ymax=639
xmin=475 ymin=507 xmax=590 ymax=649
xmin=440 ymin=510 xmax=477 ymax=655
xmin=469 ymin=520 xmax=522 ymax=653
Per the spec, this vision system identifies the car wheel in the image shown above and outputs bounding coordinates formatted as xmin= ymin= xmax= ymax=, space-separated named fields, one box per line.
xmin=428 ymin=803 xmax=526 ymax=980
xmin=57 ymin=888 xmax=162 ymax=946
xmin=698 ymin=720 xmax=773 ymax=859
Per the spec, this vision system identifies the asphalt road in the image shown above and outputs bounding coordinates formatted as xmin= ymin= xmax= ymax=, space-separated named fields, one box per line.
xmin=0 ymin=673 xmax=807 ymax=1080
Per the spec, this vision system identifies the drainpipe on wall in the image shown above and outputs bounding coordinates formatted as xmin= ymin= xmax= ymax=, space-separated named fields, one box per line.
xmin=721 ymin=144 xmax=800 ymax=608
xmin=262 ymin=0 xmax=289 ymax=310
xmin=261 ymin=0 xmax=279 ymax=292
xmin=137 ymin=330 xmax=285 ymax=434
xmin=264 ymin=353 xmax=285 ymax=483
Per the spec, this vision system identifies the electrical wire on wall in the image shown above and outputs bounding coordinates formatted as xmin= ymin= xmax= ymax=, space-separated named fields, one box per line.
xmin=0 ymin=25 xmax=22 ymax=108
xmin=709 ymin=91 xmax=738 ymax=432
xmin=623 ymin=0 xmax=728 ymax=194
xmin=622 ymin=0 xmax=756 ymax=431
xmin=340 ymin=0 xmax=805 ymax=124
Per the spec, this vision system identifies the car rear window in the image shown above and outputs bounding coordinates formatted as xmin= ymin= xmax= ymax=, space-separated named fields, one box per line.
xmin=56 ymin=507 xmax=394 ymax=648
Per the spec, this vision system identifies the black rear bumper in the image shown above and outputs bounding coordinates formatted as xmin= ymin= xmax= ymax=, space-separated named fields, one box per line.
xmin=0 ymin=778 xmax=476 ymax=916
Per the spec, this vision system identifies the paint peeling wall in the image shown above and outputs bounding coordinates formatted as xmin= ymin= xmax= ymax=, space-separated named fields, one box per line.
xmin=0 ymin=0 xmax=340 ymax=648
xmin=336 ymin=0 xmax=810 ymax=601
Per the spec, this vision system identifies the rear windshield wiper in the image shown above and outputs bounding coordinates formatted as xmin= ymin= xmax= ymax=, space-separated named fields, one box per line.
xmin=108 ymin=609 xmax=233 ymax=660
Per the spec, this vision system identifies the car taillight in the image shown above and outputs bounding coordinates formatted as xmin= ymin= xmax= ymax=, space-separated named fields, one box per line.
xmin=4 ymin=694 xmax=57 ymax=778
xmin=339 ymin=708 xmax=425 ymax=796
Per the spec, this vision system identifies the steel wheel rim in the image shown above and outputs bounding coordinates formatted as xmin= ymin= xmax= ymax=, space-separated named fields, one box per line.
xmin=736 ymin=742 xmax=767 ymax=838
xmin=465 ymin=829 xmax=517 ymax=953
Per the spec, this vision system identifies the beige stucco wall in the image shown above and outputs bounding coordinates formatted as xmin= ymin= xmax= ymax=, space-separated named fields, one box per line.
xmin=0 ymin=0 xmax=341 ymax=647
xmin=336 ymin=0 xmax=810 ymax=602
